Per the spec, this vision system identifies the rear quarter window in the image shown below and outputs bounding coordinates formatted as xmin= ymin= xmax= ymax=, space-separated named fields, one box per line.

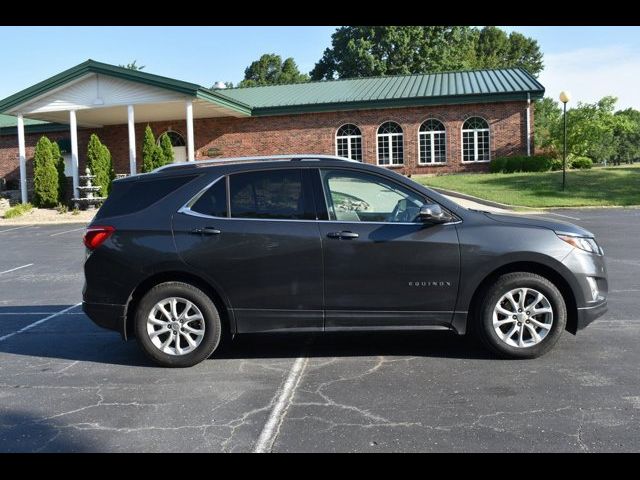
xmin=94 ymin=174 xmax=198 ymax=220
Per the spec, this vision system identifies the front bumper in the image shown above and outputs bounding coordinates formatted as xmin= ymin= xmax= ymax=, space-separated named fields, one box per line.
xmin=82 ymin=301 xmax=127 ymax=339
xmin=576 ymin=299 xmax=608 ymax=331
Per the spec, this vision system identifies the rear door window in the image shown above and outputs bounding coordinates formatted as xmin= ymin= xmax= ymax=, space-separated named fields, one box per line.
xmin=229 ymin=169 xmax=314 ymax=220
xmin=190 ymin=178 xmax=228 ymax=217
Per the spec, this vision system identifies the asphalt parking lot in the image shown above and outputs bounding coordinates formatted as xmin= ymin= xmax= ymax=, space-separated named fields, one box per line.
xmin=0 ymin=209 xmax=639 ymax=452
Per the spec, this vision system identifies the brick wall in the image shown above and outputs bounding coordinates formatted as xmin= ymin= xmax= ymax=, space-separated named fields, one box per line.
xmin=0 ymin=100 xmax=531 ymax=183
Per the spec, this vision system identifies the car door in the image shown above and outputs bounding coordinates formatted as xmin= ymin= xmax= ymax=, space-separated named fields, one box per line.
xmin=172 ymin=168 xmax=324 ymax=333
xmin=314 ymin=167 xmax=460 ymax=330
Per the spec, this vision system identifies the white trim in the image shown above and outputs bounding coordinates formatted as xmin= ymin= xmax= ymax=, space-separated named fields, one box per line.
xmin=335 ymin=123 xmax=363 ymax=162
xmin=127 ymin=105 xmax=136 ymax=175
xmin=69 ymin=110 xmax=80 ymax=198
xmin=185 ymin=100 xmax=195 ymax=162
xmin=418 ymin=119 xmax=447 ymax=165
xmin=526 ymin=94 xmax=531 ymax=156
xmin=17 ymin=114 xmax=27 ymax=203
xmin=376 ymin=122 xmax=404 ymax=166
xmin=461 ymin=116 xmax=490 ymax=163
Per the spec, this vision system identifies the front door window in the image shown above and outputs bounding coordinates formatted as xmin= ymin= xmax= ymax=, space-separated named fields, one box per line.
xmin=320 ymin=169 xmax=425 ymax=223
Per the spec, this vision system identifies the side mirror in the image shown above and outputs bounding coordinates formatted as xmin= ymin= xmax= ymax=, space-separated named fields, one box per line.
xmin=419 ymin=204 xmax=452 ymax=224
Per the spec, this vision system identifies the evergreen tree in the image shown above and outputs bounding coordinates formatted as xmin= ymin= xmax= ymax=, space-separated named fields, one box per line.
xmin=86 ymin=134 xmax=113 ymax=197
xmin=142 ymin=125 xmax=156 ymax=173
xmin=151 ymin=143 xmax=166 ymax=168
xmin=51 ymin=141 xmax=66 ymax=203
xmin=159 ymin=133 xmax=174 ymax=165
xmin=33 ymin=136 xmax=59 ymax=207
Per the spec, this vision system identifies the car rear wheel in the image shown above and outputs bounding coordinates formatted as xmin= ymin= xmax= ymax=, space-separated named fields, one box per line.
xmin=134 ymin=281 xmax=221 ymax=367
xmin=476 ymin=272 xmax=566 ymax=359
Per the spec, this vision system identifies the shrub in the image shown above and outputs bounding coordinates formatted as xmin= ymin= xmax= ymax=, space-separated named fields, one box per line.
xmin=3 ymin=202 xmax=33 ymax=219
xmin=489 ymin=157 xmax=507 ymax=173
xmin=51 ymin=141 xmax=66 ymax=204
xmin=86 ymin=134 xmax=114 ymax=197
xmin=56 ymin=203 xmax=68 ymax=214
xmin=159 ymin=133 xmax=174 ymax=165
xmin=490 ymin=155 xmax=553 ymax=173
xmin=142 ymin=125 xmax=156 ymax=173
xmin=570 ymin=156 xmax=593 ymax=169
xmin=550 ymin=158 xmax=564 ymax=171
xmin=33 ymin=136 xmax=59 ymax=207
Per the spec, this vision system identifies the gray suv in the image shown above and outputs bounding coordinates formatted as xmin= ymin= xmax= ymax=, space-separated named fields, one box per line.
xmin=82 ymin=155 xmax=608 ymax=367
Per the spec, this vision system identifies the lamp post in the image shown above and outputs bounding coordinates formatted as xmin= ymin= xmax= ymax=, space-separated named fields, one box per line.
xmin=559 ymin=91 xmax=571 ymax=191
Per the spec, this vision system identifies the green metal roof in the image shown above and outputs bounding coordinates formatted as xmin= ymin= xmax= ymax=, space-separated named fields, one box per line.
xmin=0 ymin=114 xmax=68 ymax=136
xmin=0 ymin=61 xmax=544 ymax=127
xmin=0 ymin=59 xmax=252 ymax=116
xmin=215 ymin=68 xmax=544 ymax=116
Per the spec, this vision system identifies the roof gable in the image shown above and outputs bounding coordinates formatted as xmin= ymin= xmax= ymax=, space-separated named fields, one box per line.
xmin=0 ymin=59 xmax=251 ymax=116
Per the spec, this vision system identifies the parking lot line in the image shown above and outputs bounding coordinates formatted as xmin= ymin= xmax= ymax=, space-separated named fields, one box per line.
xmin=0 ymin=263 xmax=33 ymax=276
xmin=545 ymin=212 xmax=581 ymax=220
xmin=0 ymin=225 xmax=32 ymax=234
xmin=49 ymin=227 xmax=86 ymax=237
xmin=0 ymin=303 xmax=81 ymax=342
xmin=254 ymin=355 xmax=309 ymax=453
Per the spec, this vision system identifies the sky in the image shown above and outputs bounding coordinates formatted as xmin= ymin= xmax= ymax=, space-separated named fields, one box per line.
xmin=1 ymin=26 xmax=639 ymax=109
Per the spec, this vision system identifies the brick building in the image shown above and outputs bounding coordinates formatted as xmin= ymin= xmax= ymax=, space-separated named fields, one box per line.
xmin=0 ymin=60 xmax=544 ymax=203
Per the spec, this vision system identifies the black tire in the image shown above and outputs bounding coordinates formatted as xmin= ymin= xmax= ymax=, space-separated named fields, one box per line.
xmin=134 ymin=281 xmax=222 ymax=367
xmin=475 ymin=272 xmax=566 ymax=359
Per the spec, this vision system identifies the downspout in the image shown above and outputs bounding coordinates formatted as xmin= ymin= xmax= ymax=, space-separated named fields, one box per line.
xmin=526 ymin=93 xmax=531 ymax=156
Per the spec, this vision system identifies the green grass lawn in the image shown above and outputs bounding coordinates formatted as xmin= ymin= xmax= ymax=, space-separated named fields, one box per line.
xmin=415 ymin=164 xmax=640 ymax=208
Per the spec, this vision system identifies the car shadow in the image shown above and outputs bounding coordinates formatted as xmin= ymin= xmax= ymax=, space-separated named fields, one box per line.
xmin=0 ymin=305 xmax=493 ymax=366
xmin=0 ymin=409 xmax=99 ymax=452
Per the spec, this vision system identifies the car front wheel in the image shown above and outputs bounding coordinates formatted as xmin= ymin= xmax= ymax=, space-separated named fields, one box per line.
xmin=476 ymin=272 xmax=567 ymax=359
xmin=134 ymin=281 xmax=222 ymax=367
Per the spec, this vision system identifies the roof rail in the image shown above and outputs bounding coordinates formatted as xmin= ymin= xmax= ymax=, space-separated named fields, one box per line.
xmin=152 ymin=154 xmax=359 ymax=173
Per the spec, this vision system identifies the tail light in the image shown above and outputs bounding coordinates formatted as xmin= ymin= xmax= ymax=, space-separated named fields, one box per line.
xmin=83 ymin=226 xmax=115 ymax=250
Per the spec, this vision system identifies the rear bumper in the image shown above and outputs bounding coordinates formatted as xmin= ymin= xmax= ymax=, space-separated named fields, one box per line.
xmin=82 ymin=301 xmax=126 ymax=339
xmin=576 ymin=299 xmax=608 ymax=331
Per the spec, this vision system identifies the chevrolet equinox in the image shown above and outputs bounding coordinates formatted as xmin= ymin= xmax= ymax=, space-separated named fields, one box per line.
xmin=82 ymin=155 xmax=608 ymax=367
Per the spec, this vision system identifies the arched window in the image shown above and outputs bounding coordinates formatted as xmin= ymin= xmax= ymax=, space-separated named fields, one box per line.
xmin=377 ymin=122 xmax=403 ymax=166
xmin=158 ymin=130 xmax=186 ymax=147
xmin=335 ymin=124 xmax=362 ymax=161
xmin=462 ymin=117 xmax=490 ymax=162
xmin=419 ymin=119 xmax=446 ymax=164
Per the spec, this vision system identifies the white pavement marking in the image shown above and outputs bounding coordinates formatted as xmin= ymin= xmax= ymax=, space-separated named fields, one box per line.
xmin=254 ymin=355 xmax=309 ymax=453
xmin=0 ymin=225 xmax=32 ymax=234
xmin=545 ymin=212 xmax=581 ymax=220
xmin=49 ymin=227 xmax=85 ymax=237
xmin=0 ymin=263 xmax=33 ymax=276
xmin=0 ymin=303 xmax=81 ymax=342
xmin=0 ymin=312 xmax=85 ymax=315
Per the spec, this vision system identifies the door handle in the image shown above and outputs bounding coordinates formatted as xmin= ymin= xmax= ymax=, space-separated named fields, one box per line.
xmin=191 ymin=227 xmax=221 ymax=235
xmin=327 ymin=231 xmax=359 ymax=240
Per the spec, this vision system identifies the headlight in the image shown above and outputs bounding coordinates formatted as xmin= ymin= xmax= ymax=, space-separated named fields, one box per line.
xmin=557 ymin=234 xmax=602 ymax=255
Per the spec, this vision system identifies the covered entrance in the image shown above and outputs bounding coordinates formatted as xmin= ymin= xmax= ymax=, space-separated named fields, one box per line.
xmin=0 ymin=59 xmax=251 ymax=203
xmin=161 ymin=130 xmax=187 ymax=163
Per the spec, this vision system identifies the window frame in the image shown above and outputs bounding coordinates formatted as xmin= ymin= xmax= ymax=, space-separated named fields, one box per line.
xmin=317 ymin=167 xmax=445 ymax=225
xmin=461 ymin=117 xmax=491 ymax=163
xmin=178 ymin=168 xmax=317 ymax=222
xmin=376 ymin=121 xmax=404 ymax=167
xmin=335 ymin=123 xmax=363 ymax=162
xmin=418 ymin=119 xmax=447 ymax=165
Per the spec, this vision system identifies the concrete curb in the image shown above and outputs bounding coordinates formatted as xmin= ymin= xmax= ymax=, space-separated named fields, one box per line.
xmin=430 ymin=187 xmax=522 ymax=210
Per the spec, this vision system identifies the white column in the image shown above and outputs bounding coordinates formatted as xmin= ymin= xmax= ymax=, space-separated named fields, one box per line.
xmin=17 ymin=114 xmax=27 ymax=204
xmin=69 ymin=110 xmax=79 ymax=199
xmin=186 ymin=100 xmax=195 ymax=162
xmin=127 ymin=105 xmax=136 ymax=174
xmin=526 ymin=93 xmax=531 ymax=156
